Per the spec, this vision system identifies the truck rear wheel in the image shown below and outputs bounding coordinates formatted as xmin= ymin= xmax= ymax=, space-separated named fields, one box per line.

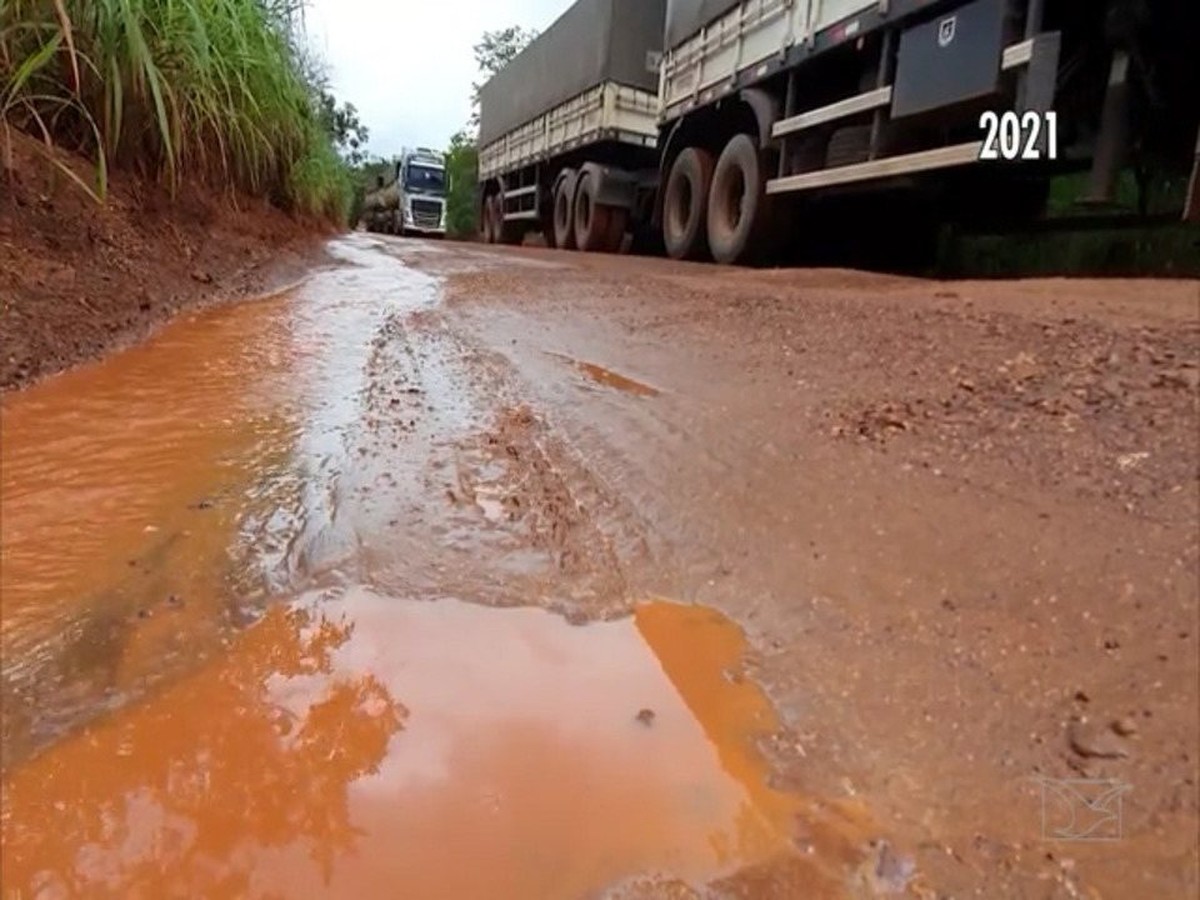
xmin=553 ymin=170 xmax=578 ymax=250
xmin=663 ymin=147 xmax=714 ymax=260
xmin=573 ymin=172 xmax=627 ymax=253
xmin=491 ymin=195 xmax=505 ymax=244
xmin=480 ymin=197 xmax=495 ymax=244
xmin=707 ymin=133 xmax=772 ymax=265
xmin=540 ymin=185 xmax=559 ymax=248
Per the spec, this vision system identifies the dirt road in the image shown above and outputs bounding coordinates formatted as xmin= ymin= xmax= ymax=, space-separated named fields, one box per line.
xmin=2 ymin=235 xmax=1197 ymax=898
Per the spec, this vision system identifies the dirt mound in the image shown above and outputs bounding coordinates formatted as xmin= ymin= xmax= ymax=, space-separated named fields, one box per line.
xmin=1 ymin=133 xmax=325 ymax=390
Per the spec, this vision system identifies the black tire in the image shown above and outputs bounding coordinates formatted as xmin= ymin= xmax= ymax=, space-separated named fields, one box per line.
xmin=553 ymin=170 xmax=578 ymax=250
xmin=663 ymin=147 xmax=714 ymax=260
xmin=490 ymin=195 xmax=503 ymax=244
xmin=480 ymin=195 xmax=495 ymax=243
xmin=825 ymin=124 xmax=872 ymax=168
xmin=707 ymin=133 xmax=774 ymax=265
xmin=573 ymin=171 xmax=618 ymax=252
xmin=541 ymin=185 xmax=559 ymax=248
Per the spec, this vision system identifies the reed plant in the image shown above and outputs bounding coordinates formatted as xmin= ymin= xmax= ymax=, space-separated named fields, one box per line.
xmin=1 ymin=0 xmax=350 ymax=221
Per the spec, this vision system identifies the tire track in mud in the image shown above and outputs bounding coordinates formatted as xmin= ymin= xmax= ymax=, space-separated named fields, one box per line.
xmin=335 ymin=290 xmax=653 ymax=623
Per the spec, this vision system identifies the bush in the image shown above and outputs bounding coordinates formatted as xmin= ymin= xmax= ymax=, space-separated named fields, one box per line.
xmin=445 ymin=130 xmax=477 ymax=238
xmin=1 ymin=0 xmax=350 ymax=222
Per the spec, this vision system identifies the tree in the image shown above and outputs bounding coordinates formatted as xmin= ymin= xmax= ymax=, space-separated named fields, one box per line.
xmin=318 ymin=92 xmax=369 ymax=166
xmin=448 ymin=25 xmax=538 ymax=238
xmin=468 ymin=26 xmax=538 ymax=132
xmin=444 ymin=130 xmax=478 ymax=238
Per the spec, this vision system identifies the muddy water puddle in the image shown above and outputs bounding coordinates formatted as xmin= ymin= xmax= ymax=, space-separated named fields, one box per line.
xmin=0 ymin=236 xmax=441 ymax=764
xmin=0 ymin=591 xmax=864 ymax=897
xmin=1 ymin=235 xmax=872 ymax=896
xmin=546 ymin=352 xmax=661 ymax=398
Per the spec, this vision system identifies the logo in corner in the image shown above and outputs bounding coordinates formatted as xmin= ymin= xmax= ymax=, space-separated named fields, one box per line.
xmin=938 ymin=16 xmax=957 ymax=48
xmin=1038 ymin=777 xmax=1131 ymax=842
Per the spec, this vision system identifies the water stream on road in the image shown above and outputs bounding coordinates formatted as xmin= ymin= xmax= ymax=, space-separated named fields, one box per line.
xmin=1 ymin=235 xmax=863 ymax=896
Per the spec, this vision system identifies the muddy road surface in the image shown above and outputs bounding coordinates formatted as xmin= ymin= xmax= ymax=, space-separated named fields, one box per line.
xmin=2 ymin=234 xmax=1197 ymax=898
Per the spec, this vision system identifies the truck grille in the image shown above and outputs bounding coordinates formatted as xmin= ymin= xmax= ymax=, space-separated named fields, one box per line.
xmin=411 ymin=199 xmax=442 ymax=228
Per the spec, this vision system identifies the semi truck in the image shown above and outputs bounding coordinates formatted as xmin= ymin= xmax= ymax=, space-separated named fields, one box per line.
xmin=362 ymin=148 xmax=449 ymax=238
xmin=477 ymin=0 xmax=1199 ymax=264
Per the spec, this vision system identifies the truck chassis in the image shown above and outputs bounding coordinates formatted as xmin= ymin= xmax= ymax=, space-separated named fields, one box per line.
xmin=479 ymin=0 xmax=1198 ymax=264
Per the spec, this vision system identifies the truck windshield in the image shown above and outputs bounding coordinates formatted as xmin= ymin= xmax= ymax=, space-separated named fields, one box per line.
xmin=405 ymin=164 xmax=447 ymax=195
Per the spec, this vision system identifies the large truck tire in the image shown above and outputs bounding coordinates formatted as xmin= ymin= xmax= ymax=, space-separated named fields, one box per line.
xmin=490 ymin=195 xmax=504 ymax=244
xmin=707 ymin=134 xmax=772 ymax=265
xmin=553 ymin=170 xmax=579 ymax=250
xmin=663 ymin=147 xmax=714 ymax=260
xmin=573 ymin=171 xmax=628 ymax=253
xmin=540 ymin=185 xmax=559 ymax=248
xmin=480 ymin=197 xmax=495 ymax=244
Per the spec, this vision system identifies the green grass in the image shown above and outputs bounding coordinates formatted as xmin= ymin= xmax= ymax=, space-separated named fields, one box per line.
xmin=1 ymin=0 xmax=349 ymax=222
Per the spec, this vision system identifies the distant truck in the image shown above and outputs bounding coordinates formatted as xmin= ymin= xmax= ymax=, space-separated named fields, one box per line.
xmin=477 ymin=0 xmax=1199 ymax=264
xmin=362 ymin=148 xmax=448 ymax=237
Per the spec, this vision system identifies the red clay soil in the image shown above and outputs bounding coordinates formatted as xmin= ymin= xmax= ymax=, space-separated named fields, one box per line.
xmin=0 ymin=133 xmax=326 ymax=390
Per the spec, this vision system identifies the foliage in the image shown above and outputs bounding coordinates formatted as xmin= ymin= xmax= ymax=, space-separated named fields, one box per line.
xmin=318 ymin=91 xmax=368 ymax=167
xmin=468 ymin=26 xmax=537 ymax=132
xmin=444 ymin=129 xmax=477 ymax=238
xmin=446 ymin=25 xmax=536 ymax=237
xmin=0 ymin=0 xmax=357 ymax=223
xmin=346 ymin=155 xmax=395 ymax=227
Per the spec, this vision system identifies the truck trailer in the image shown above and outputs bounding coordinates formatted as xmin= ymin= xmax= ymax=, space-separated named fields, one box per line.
xmin=477 ymin=0 xmax=1199 ymax=264
xmin=362 ymin=148 xmax=449 ymax=238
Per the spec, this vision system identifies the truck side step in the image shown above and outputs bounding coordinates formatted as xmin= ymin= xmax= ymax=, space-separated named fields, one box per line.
xmin=766 ymin=142 xmax=983 ymax=195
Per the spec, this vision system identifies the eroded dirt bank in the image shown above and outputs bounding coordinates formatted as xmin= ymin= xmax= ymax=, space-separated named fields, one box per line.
xmin=0 ymin=134 xmax=323 ymax=390
xmin=1 ymin=233 xmax=1197 ymax=898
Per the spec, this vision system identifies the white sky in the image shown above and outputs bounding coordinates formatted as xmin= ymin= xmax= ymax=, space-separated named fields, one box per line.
xmin=306 ymin=0 xmax=568 ymax=159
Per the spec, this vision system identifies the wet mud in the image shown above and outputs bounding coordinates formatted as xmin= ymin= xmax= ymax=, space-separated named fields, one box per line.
xmin=2 ymin=234 xmax=1196 ymax=898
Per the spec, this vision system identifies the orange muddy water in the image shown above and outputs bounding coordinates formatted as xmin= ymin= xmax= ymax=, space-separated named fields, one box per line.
xmin=0 ymin=237 xmax=869 ymax=898
xmin=1 ymin=592 xmax=813 ymax=897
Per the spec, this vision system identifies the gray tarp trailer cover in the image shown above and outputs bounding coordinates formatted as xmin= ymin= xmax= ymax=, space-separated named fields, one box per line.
xmin=478 ymin=0 xmax=667 ymax=147
xmin=665 ymin=0 xmax=741 ymax=50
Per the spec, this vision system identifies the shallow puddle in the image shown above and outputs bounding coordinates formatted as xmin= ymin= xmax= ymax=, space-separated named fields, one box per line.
xmin=0 ymin=592 xmax=845 ymax=897
xmin=548 ymin=353 xmax=661 ymax=398
xmin=0 ymin=240 xmax=440 ymax=765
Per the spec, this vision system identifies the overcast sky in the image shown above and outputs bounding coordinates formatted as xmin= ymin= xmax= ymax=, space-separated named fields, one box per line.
xmin=306 ymin=0 xmax=567 ymax=159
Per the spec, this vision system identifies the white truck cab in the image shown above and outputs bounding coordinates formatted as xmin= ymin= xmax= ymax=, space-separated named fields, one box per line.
xmin=397 ymin=148 xmax=448 ymax=237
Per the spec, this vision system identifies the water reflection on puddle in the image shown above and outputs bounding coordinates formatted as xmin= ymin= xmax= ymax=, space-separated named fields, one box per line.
xmin=1 ymin=593 xmax=806 ymax=898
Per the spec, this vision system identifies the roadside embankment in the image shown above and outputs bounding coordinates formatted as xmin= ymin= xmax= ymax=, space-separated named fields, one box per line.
xmin=1 ymin=134 xmax=326 ymax=390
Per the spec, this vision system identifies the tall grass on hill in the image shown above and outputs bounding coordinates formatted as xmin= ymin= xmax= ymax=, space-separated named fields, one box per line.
xmin=1 ymin=0 xmax=350 ymax=221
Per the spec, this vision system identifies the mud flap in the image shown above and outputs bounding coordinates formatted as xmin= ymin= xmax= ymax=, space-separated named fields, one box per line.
xmin=578 ymin=163 xmax=638 ymax=212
